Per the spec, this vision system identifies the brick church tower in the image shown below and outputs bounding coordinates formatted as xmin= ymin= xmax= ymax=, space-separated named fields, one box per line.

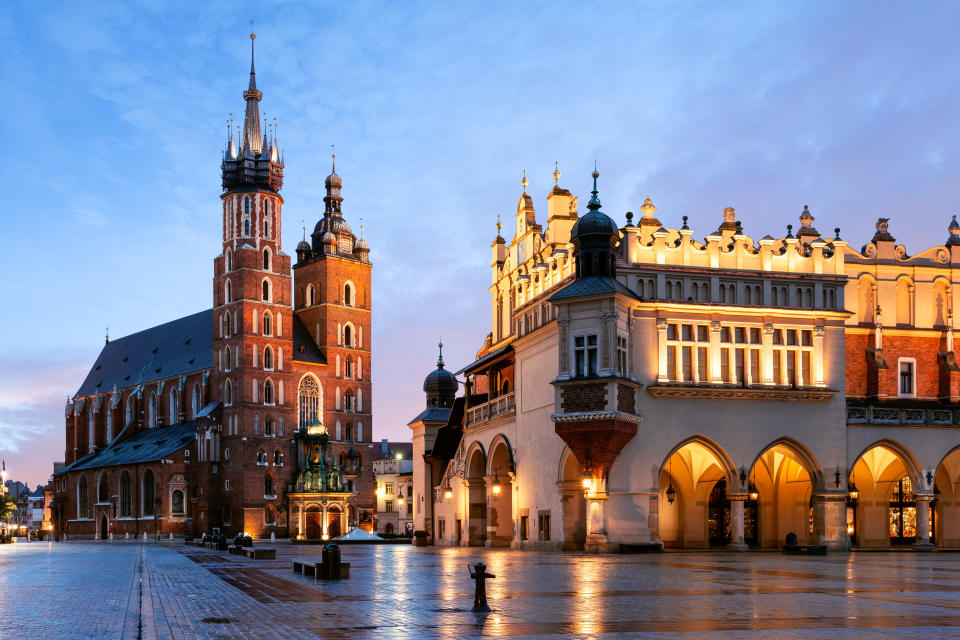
xmin=293 ymin=155 xmax=375 ymax=527
xmin=211 ymin=33 xmax=297 ymax=533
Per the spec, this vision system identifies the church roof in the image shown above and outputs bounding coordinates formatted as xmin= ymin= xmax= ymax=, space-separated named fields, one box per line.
xmin=292 ymin=315 xmax=326 ymax=364
xmin=407 ymin=406 xmax=452 ymax=425
xmin=55 ymin=421 xmax=197 ymax=474
xmin=74 ymin=310 xmax=213 ymax=399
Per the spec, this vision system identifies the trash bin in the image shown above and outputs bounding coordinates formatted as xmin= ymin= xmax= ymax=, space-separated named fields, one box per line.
xmin=322 ymin=543 xmax=341 ymax=580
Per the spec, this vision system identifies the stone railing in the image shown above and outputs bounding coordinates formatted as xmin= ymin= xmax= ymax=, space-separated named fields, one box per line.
xmin=466 ymin=392 xmax=516 ymax=426
xmin=847 ymin=402 xmax=960 ymax=426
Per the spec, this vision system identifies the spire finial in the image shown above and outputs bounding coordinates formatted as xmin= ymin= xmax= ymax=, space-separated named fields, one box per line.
xmin=301 ymin=219 xmax=306 ymax=242
xmin=331 ymin=144 xmax=336 ymax=172
xmin=553 ymin=161 xmax=561 ymax=187
xmin=588 ymin=164 xmax=601 ymax=211
xmin=360 ymin=218 xmax=364 ymax=240
xmin=496 ymin=214 xmax=502 ymax=236
xmin=521 ymin=169 xmax=528 ymax=194
xmin=105 ymin=326 xmax=109 ymax=344
xmin=437 ymin=339 xmax=445 ymax=369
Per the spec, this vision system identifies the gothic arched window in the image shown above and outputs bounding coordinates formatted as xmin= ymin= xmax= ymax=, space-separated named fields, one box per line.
xmin=265 ymin=474 xmax=274 ymax=497
xmin=98 ymin=472 xmax=108 ymax=503
xmin=192 ymin=383 xmax=202 ymax=418
xmin=224 ymin=379 xmax=233 ymax=406
xmin=149 ymin=393 xmax=158 ymax=428
xmin=119 ymin=472 xmax=131 ymax=518
xmin=263 ymin=312 xmax=272 ymax=336
xmin=264 ymin=346 xmax=274 ymax=370
xmin=263 ymin=248 xmax=270 ymax=270
xmin=344 ymin=283 xmax=353 ymax=306
xmin=263 ymin=379 xmax=275 ymax=405
xmin=262 ymin=279 xmax=270 ymax=301
xmin=343 ymin=324 xmax=352 ymax=347
xmin=77 ymin=476 xmax=89 ymax=519
xmin=172 ymin=490 xmax=184 ymax=514
xmin=142 ymin=469 xmax=156 ymax=517
xmin=298 ymin=375 xmax=322 ymax=429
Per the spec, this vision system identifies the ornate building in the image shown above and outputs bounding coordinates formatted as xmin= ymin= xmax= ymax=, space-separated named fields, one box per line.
xmin=411 ymin=165 xmax=960 ymax=552
xmin=54 ymin=35 xmax=374 ymax=541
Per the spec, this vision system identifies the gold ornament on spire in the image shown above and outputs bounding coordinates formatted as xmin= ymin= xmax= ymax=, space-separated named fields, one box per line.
xmin=553 ymin=161 xmax=561 ymax=187
xmin=521 ymin=169 xmax=528 ymax=194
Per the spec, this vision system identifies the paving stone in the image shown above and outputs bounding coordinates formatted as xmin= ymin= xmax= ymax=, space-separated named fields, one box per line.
xmin=3 ymin=540 xmax=960 ymax=638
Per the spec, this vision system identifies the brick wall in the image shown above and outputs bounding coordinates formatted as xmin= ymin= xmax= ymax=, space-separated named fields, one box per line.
xmin=560 ymin=383 xmax=606 ymax=412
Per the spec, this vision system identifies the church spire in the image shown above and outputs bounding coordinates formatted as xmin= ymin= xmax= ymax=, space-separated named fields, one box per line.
xmin=240 ymin=32 xmax=263 ymax=157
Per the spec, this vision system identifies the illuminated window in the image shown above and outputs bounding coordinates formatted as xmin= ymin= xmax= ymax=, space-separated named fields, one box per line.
xmin=616 ymin=336 xmax=628 ymax=376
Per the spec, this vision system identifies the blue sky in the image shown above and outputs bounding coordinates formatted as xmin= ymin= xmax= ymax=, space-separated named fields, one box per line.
xmin=2 ymin=1 xmax=959 ymax=486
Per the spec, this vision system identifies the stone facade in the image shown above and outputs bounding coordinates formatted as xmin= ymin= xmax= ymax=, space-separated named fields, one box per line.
xmin=413 ymin=166 xmax=960 ymax=553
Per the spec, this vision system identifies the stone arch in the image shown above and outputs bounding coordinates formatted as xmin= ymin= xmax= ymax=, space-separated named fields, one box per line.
xmin=658 ymin=435 xmax=737 ymax=549
xmin=486 ymin=435 xmax=514 ymax=476
xmin=849 ymin=439 xmax=924 ymax=547
xmin=486 ymin=436 xmax=514 ymax=547
xmin=857 ymin=273 xmax=877 ymax=324
xmin=465 ymin=442 xmax=487 ymax=546
xmin=933 ymin=444 xmax=960 ymax=546
xmin=749 ymin=437 xmax=824 ymax=491
xmin=557 ymin=446 xmax=586 ymax=550
xmin=895 ymin=275 xmax=915 ymax=326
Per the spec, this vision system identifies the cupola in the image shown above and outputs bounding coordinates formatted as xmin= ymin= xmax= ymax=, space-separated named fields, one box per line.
xmin=570 ymin=168 xmax=618 ymax=279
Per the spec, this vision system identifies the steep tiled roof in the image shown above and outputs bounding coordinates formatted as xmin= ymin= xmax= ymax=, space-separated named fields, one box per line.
xmin=74 ymin=310 xmax=212 ymax=398
xmin=292 ymin=315 xmax=326 ymax=364
xmin=57 ymin=422 xmax=197 ymax=473
xmin=407 ymin=406 xmax=453 ymax=425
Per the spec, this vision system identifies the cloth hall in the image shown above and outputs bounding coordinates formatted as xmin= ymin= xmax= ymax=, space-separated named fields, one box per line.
xmin=53 ymin=35 xmax=375 ymax=541
xmin=410 ymin=166 xmax=960 ymax=552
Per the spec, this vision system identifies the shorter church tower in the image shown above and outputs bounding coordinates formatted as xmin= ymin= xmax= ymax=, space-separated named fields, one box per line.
xmin=293 ymin=155 xmax=375 ymax=529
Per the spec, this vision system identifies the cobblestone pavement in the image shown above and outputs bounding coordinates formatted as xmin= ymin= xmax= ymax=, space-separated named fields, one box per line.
xmin=5 ymin=540 xmax=960 ymax=639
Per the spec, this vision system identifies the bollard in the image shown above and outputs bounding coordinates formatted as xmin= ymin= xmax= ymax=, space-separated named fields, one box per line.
xmin=143 ymin=532 xmax=148 ymax=541
xmin=270 ymin=532 xmax=276 ymax=542
xmin=169 ymin=532 xmax=174 ymax=541
xmin=322 ymin=543 xmax=341 ymax=580
xmin=125 ymin=532 xmax=130 ymax=540
xmin=467 ymin=561 xmax=496 ymax=612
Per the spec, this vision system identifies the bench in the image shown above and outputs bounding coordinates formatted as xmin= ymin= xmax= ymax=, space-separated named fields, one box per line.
xmin=204 ymin=541 xmax=218 ymax=550
xmin=783 ymin=544 xmax=827 ymax=555
xmin=228 ymin=545 xmax=243 ymax=555
xmin=292 ymin=558 xmax=351 ymax=580
xmin=241 ymin=547 xmax=276 ymax=560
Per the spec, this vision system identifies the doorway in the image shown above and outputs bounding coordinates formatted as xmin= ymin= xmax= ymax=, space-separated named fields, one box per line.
xmin=100 ymin=515 xmax=108 ymax=540
xmin=305 ymin=506 xmax=322 ymax=539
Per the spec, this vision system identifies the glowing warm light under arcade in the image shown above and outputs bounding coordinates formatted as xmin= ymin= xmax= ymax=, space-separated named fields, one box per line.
xmin=582 ymin=478 xmax=592 ymax=490
xmin=491 ymin=484 xmax=501 ymax=496
xmin=443 ymin=489 xmax=453 ymax=500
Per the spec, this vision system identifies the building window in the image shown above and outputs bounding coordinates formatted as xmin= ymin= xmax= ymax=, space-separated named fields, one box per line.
xmin=264 ymin=417 xmax=274 ymax=437
xmin=345 ymin=423 xmax=353 ymax=441
xmin=264 ymin=379 xmax=275 ymax=405
xmin=192 ymin=384 xmax=203 ymax=418
xmin=119 ymin=472 xmax=131 ymax=517
xmin=306 ymin=284 xmax=315 ymax=306
xmin=274 ymin=450 xmax=283 ymax=465
xmin=263 ymin=312 xmax=273 ymax=336
xmin=899 ymin=359 xmax=916 ymax=397
xmin=257 ymin=449 xmax=266 ymax=464
xmin=77 ymin=476 xmax=89 ymax=519
xmin=438 ymin=519 xmax=446 ymax=540
xmin=264 ymin=346 xmax=274 ymax=370
xmin=770 ymin=328 xmax=814 ymax=387
xmin=98 ymin=473 xmax=108 ymax=503
xmin=384 ymin=500 xmax=394 ymax=513
xmin=171 ymin=490 xmax=184 ymax=515
xmin=344 ymin=390 xmax=353 ymax=412
xmin=520 ymin=515 xmax=529 ymax=541
xmin=224 ymin=379 xmax=233 ymax=406
xmin=265 ymin=474 xmax=274 ymax=497
xmin=263 ymin=248 xmax=271 ymax=270
xmin=142 ymin=470 xmax=156 ymax=517
xmin=616 ymin=335 xmax=628 ymax=376
xmin=538 ymin=512 xmax=551 ymax=541
xmin=344 ymin=283 xmax=353 ymax=306
xmin=298 ymin=375 xmax=322 ymax=429
xmin=385 ymin=482 xmax=394 ymax=495
xmin=574 ymin=335 xmax=598 ymax=377
xmin=344 ymin=324 xmax=353 ymax=347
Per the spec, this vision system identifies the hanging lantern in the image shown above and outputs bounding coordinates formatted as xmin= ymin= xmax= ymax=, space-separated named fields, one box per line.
xmin=666 ymin=483 xmax=676 ymax=504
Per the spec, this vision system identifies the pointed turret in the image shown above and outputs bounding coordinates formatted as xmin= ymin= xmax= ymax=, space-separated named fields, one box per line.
xmin=240 ymin=33 xmax=263 ymax=157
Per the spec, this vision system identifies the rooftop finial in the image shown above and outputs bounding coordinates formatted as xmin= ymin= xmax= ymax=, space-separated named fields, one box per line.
xmin=331 ymin=144 xmax=336 ymax=172
xmin=588 ymin=164 xmax=601 ymax=211
xmin=360 ymin=218 xmax=364 ymax=240
xmin=521 ymin=169 xmax=528 ymax=194
xmin=437 ymin=339 xmax=445 ymax=369
xmin=301 ymin=219 xmax=306 ymax=242
xmin=553 ymin=161 xmax=561 ymax=187
xmin=105 ymin=326 xmax=109 ymax=344
xmin=495 ymin=214 xmax=502 ymax=236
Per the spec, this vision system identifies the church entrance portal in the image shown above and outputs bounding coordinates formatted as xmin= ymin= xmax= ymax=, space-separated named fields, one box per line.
xmin=305 ymin=506 xmax=322 ymax=539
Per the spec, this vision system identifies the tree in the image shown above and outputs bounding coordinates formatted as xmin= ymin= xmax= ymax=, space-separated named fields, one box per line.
xmin=0 ymin=493 xmax=15 ymax=523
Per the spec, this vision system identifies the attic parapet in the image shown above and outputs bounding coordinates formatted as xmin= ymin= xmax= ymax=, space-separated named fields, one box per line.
xmin=622 ymin=216 xmax=847 ymax=276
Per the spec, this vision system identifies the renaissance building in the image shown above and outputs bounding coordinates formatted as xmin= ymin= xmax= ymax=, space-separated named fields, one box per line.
xmin=53 ymin=35 xmax=375 ymax=541
xmin=410 ymin=166 xmax=960 ymax=552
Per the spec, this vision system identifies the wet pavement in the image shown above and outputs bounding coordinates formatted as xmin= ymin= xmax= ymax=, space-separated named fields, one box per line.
xmin=2 ymin=540 xmax=960 ymax=638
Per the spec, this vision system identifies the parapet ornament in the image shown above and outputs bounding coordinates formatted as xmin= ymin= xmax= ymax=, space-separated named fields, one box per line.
xmin=711 ymin=320 xmax=722 ymax=333
xmin=814 ymin=325 xmax=825 ymax=337
xmin=656 ymin=318 xmax=668 ymax=331
xmin=763 ymin=323 xmax=774 ymax=335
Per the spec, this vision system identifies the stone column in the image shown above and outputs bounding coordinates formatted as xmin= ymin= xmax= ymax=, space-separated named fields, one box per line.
xmin=584 ymin=477 xmax=609 ymax=553
xmin=709 ymin=321 xmax=723 ymax=383
xmin=813 ymin=493 xmax=849 ymax=550
xmin=656 ymin=319 xmax=669 ymax=383
xmin=297 ymin=501 xmax=305 ymax=540
xmin=914 ymin=495 xmax=934 ymax=551
xmin=728 ymin=495 xmax=748 ymax=551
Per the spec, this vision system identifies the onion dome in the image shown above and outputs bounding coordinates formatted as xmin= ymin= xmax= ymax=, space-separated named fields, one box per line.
xmin=948 ymin=215 xmax=960 ymax=247
xmin=423 ymin=342 xmax=458 ymax=408
xmin=570 ymin=167 xmax=619 ymax=279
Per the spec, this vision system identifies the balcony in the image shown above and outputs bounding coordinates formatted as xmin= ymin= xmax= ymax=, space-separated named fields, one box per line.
xmin=466 ymin=392 xmax=515 ymax=426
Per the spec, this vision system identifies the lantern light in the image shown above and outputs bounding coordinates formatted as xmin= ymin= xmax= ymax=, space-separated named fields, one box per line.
xmin=666 ymin=483 xmax=676 ymax=504
xmin=443 ymin=489 xmax=453 ymax=501
xmin=491 ymin=484 xmax=501 ymax=496
xmin=749 ymin=490 xmax=759 ymax=501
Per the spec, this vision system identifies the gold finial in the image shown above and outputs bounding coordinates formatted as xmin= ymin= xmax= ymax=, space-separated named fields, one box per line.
xmin=105 ymin=326 xmax=109 ymax=343
xmin=330 ymin=144 xmax=336 ymax=172
xmin=521 ymin=169 xmax=528 ymax=194
xmin=641 ymin=196 xmax=657 ymax=219
xmin=250 ymin=19 xmax=255 ymax=39
xmin=496 ymin=214 xmax=502 ymax=236
xmin=553 ymin=161 xmax=561 ymax=187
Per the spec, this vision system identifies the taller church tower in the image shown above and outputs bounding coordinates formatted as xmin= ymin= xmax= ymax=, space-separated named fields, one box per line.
xmin=211 ymin=33 xmax=297 ymax=533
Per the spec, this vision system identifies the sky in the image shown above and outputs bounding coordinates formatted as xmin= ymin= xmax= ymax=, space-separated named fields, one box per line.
xmin=2 ymin=1 xmax=960 ymax=487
